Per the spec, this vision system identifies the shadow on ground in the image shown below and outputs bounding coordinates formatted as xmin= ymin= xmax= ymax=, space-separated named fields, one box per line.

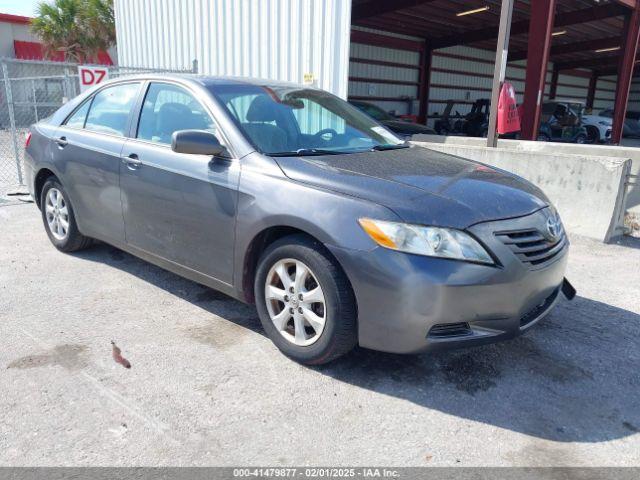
xmin=74 ymin=242 xmax=640 ymax=444
xmin=612 ymin=235 xmax=640 ymax=250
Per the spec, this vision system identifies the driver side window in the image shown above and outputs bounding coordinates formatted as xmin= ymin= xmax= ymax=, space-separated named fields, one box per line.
xmin=137 ymin=83 xmax=217 ymax=145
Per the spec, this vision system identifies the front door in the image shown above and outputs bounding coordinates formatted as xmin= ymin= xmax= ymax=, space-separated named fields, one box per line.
xmin=119 ymin=82 xmax=239 ymax=284
xmin=51 ymin=82 xmax=141 ymax=242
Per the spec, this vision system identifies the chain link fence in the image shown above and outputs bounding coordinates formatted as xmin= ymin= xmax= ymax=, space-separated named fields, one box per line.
xmin=0 ymin=58 xmax=196 ymax=189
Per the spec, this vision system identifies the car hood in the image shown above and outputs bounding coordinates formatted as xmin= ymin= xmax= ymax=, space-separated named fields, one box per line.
xmin=273 ymin=146 xmax=549 ymax=229
xmin=583 ymin=115 xmax=612 ymax=125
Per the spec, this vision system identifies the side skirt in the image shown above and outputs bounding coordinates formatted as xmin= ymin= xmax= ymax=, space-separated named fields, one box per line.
xmin=89 ymin=236 xmax=245 ymax=303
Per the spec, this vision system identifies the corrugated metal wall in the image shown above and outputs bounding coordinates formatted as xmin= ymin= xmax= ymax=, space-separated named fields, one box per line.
xmin=554 ymin=73 xmax=588 ymax=101
xmin=553 ymin=73 xmax=617 ymax=113
xmin=428 ymin=45 xmax=535 ymax=122
xmin=348 ymin=26 xmax=421 ymax=115
xmin=114 ymin=0 xmax=352 ymax=98
xmin=346 ymin=27 xmax=618 ymax=126
xmin=627 ymin=78 xmax=640 ymax=112
xmin=592 ymin=77 xmax=616 ymax=113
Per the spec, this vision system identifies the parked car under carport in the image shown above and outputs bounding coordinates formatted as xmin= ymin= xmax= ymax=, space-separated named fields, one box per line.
xmin=349 ymin=100 xmax=435 ymax=139
xmin=599 ymin=109 xmax=640 ymax=138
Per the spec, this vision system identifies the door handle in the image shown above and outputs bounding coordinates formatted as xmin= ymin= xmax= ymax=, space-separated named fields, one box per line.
xmin=56 ymin=136 xmax=68 ymax=147
xmin=123 ymin=153 xmax=142 ymax=170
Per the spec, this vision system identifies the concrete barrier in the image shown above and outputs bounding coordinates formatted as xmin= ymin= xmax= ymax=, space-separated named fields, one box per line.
xmin=411 ymin=139 xmax=632 ymax=243
xmin=413 ymin=134 xmax=640 ymax=234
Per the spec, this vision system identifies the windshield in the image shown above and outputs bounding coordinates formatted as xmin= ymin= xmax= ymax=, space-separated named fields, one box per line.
xmin=568 ymin=103 xmax=583 ymax=116
xmin=210 ymin=84 xmax=404 ymax=155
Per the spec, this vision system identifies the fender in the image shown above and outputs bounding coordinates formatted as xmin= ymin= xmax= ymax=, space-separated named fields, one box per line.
xmin=232 ymin=152 xmax=401 ymax=299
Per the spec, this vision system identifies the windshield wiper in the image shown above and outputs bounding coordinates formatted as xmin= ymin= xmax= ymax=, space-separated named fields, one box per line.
xmin=370 ymin=144 xmax=410 ymax=151
xmin=270 ymin=144 xmax=409 ymax=156
xmin=270 ymin=148 xmax=345 ymax=156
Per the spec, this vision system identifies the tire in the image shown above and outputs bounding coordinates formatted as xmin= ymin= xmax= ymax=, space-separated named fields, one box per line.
xmin=537 ymin=133 xmax=550 ymax=142
xmin=40 ymin=177 xmax=92 ymax=252
xmin=575 ymin=134 xmax=587 ymax=144
xmin=585 ymin=126 xmax=600 ymax=144
xmin=254 ymin=234 xmax=357 ymax=365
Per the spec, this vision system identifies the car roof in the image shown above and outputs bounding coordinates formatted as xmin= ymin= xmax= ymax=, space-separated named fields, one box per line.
xmin=106 ymin=73 xmax=314 ymax=90
xmin=549 ymin=99 xmax=585 ymax=105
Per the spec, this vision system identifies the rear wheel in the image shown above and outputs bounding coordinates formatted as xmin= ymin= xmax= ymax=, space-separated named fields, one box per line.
xmin=254 ymin=234 xmax=357 ymax=364
xmin=40 ymin=178 xmax=92 ymax=252
xmin=575 ymin=133 xmax=587 ymax=144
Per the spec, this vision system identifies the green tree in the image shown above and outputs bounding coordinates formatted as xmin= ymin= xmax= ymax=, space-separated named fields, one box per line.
xmin=31 ymin=0 xmax=115 ymax=63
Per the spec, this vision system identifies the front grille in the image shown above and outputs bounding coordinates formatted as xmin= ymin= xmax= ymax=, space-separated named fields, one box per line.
xmin=496 ymin=226 xmax=567 ymax=267
xmin=520 ymin=288 xmax=560 ymax=327
xmin=428 ymin=322 xmax=472 ymax=338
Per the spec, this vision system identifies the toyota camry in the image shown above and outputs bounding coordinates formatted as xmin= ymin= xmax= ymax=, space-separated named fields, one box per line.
xmin=24 ymin=75 xmax=575 ymax=364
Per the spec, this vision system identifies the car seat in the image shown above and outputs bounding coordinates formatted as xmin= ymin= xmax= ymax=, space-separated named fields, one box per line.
xmin=241 ymin=96 xmax=288 ymax=153
xmin=155 ymin=102 xmax=207 ymax=144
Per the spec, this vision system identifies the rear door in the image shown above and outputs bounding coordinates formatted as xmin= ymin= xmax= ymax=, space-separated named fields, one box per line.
xmin=119 ymin=81 xmax=240 ymax=284
xmin=52 ymin=82 xmax=141 ymax=243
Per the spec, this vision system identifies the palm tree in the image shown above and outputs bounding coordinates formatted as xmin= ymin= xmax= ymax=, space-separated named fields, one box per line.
xmin=80 ymin=0 xmax=116 ymax=57
xmin=31 ymin=0 xmax=115 ymax=63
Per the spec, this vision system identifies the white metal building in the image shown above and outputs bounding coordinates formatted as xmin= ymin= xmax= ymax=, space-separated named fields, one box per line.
xmin=114 ymin=0 xmax=352 ymax=98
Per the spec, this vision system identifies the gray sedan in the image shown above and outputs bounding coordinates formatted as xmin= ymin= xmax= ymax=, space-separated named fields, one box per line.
xmin=24 ymin=75 xmax=573 ymax=364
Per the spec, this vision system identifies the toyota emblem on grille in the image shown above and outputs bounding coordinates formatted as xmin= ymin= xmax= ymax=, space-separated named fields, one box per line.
xmin=546 ymin=216 xmax=560 ymax=240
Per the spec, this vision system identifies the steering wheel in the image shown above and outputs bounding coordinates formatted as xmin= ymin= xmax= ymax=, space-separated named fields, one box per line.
xmin=314 ymin=128 xmax=339 ymax=143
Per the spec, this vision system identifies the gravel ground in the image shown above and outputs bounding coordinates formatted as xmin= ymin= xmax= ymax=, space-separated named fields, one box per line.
xmin=0 ymin=202 xmax=639 ymax=467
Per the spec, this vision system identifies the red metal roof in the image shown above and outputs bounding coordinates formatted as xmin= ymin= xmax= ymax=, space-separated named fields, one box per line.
xmin=0 ymin=13 xmax=31 ymax=24
xmin=14 ymin=40 xmax=113 ymax=65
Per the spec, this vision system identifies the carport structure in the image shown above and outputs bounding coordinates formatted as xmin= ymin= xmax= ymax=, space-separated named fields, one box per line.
xmin=350 ymin=0 xmax=640 ymax=144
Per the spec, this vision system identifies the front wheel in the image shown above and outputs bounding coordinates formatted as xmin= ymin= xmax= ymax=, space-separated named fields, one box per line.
xmin=40 ymin=178 xmax=92 ymax=252
xmin=585 ymin=126 xmax=600 ymax=144
xmin=254 ymin=235 xmax=357 ymax=364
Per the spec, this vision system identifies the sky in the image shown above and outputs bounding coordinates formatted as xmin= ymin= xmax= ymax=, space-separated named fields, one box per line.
xmin=0 ymin=0 xmax=40 ymax=17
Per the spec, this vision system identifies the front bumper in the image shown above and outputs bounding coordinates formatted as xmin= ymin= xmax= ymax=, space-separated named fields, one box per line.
xmin=327 ymin=208 xmax=569 ymax=354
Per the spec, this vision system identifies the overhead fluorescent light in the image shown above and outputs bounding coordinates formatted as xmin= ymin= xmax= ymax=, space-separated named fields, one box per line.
xmin=551 ymin=30 xmax=567 ymax=36
xmin=595 ymin=46 xmax=621 ymax=53
xmin=456 ymin=6 xmax=489 ymax=17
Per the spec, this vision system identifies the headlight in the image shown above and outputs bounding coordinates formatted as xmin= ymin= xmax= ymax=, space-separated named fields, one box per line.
xmin=358 ymin=218 xmax=494 ymax=265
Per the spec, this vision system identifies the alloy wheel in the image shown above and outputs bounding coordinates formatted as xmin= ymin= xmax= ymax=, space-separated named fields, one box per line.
xmin=45 ymin=188 xmax=69 ymax=241
xmin=264 ymin=258 xmax=326 ymax=346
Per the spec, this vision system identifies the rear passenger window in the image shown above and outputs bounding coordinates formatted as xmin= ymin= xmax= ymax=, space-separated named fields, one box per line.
xmin=137 ymin=83 xmax=216 ymax=145
xmin=65 ymin=100 xmax=91 ymax=128
xmin=85 ymin=83 xmax=140 ymax=136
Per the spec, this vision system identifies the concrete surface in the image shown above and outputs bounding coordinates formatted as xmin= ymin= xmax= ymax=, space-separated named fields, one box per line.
xmin=1 ymin=202 xmax=639 ymax=467
xmin=412 ymin=141 xmax=630 ymax=242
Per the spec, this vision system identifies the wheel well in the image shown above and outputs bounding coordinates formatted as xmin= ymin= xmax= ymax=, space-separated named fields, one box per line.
xmin=585 ymin=125 xmax=599 ymax=138
xmin=241 ymin=226 xmax=322 ymax=304
xmin=34 ymin=168 xmax=57 ymax=208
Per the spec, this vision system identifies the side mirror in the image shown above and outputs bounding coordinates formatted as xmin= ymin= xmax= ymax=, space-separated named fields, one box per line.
xmin=171 ymin=130 xmax=226 ymax=156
